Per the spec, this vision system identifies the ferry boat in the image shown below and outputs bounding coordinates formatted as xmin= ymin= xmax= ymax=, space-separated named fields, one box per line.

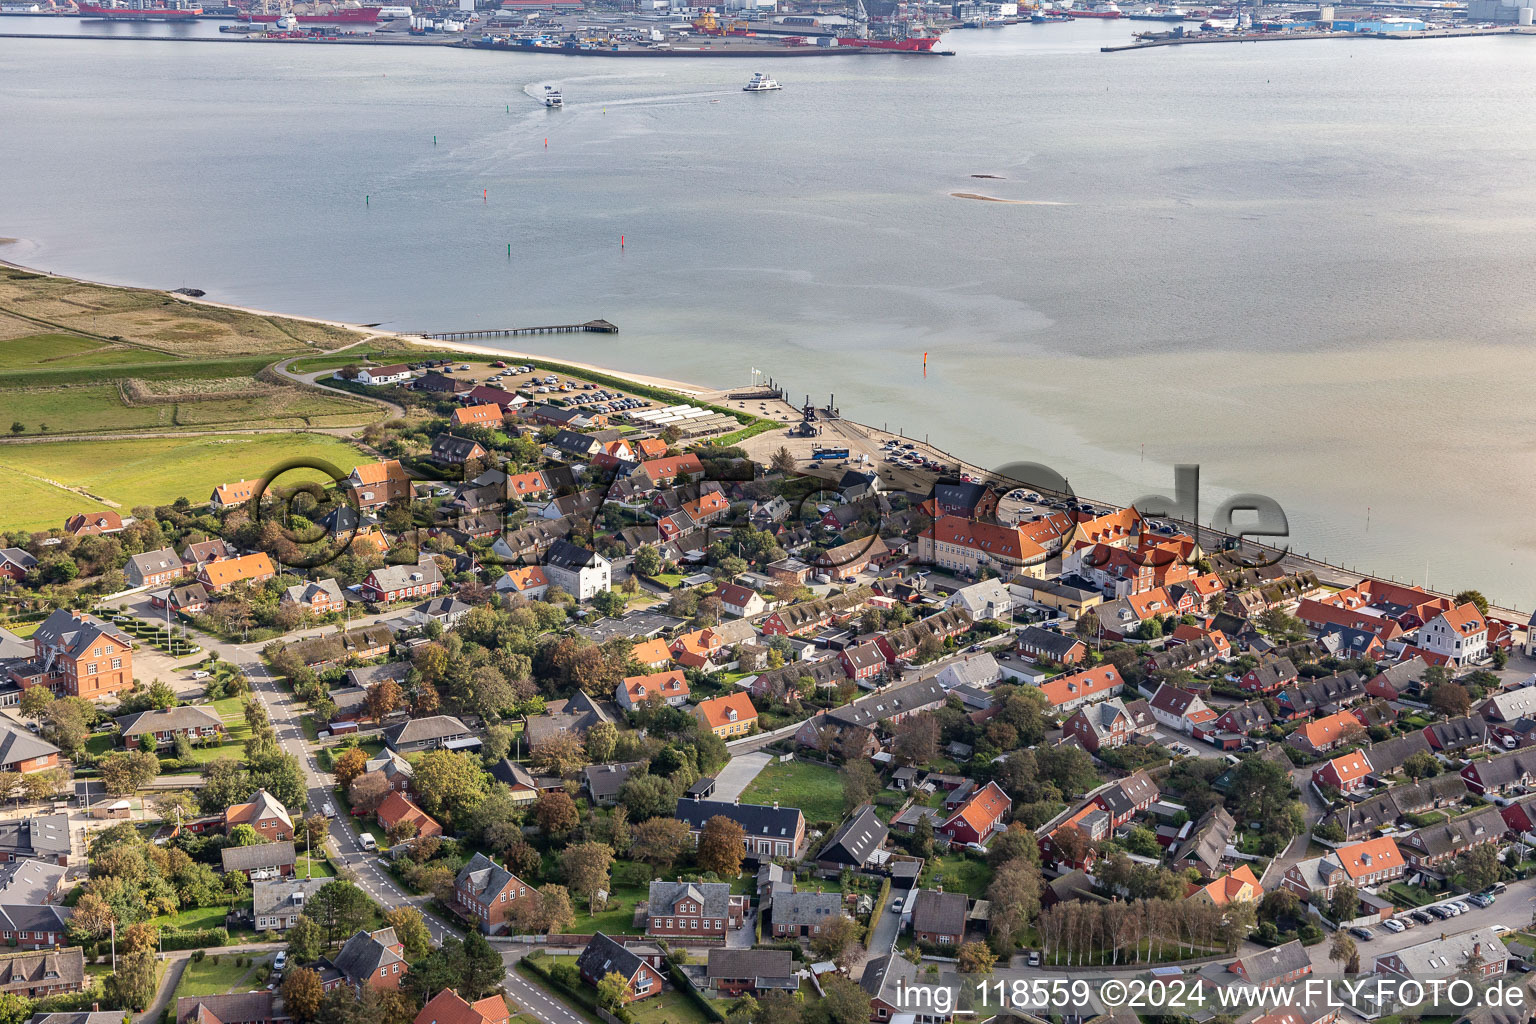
xmin=1125 ymin=4 xmax=1186 ymax=17
xmin=77 ymin=0 xmax=202 ymax=19
xmin=743 ymin=71 xmax=781 ymax=90
xmin=543 ymin=85 xmax=562 ymax=107
xmin=1031 ymin=11 xmax=1073 ymax=20
xmin=1067 ymin=3 xmax=1122 ymax=15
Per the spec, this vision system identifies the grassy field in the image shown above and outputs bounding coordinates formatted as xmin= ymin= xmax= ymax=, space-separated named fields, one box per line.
xmin=0 ymin=267 xmax=359 ymax=356
xmin=147 ymin=902 xmax=234 ymax=935
xmin=628 ymin=987 xmax=712 ymax=1024
xmin=0 ymin=377 xmax=373 ymax=437
xmin=924 ymin=853 xmax=992 ymax=900
xmin=740 ymin=758 xmax=844 ymax=824
xmin=173 ymin=953 xmax=263 ymax=998
xmin=288 ymin=346 xmax=409 ymax=374
xmin=0 ymin=333 xmax=180 ymax=368
xmin=0 ymin=433 xmax=366 ymax=531
xmin=293 ymin=854 xmax=336 ymax=879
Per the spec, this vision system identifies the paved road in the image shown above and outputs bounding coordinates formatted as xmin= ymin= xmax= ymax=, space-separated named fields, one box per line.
xmin=1305 ymin=876 xmax=1536 ymax=969
xmin=500 ymin=949 xmax=590 ymax=1024
xmin=863 ymin=883 xmax=913 ymax=965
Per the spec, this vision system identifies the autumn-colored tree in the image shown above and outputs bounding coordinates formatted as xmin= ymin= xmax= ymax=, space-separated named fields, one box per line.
xmin=366 ymin=679 xmax=404 ymax=723
xmin=1430 ymin=681 xmax=1472 ymax=719
xmin=283 ymin=968 xmax=325 ymax=1023
xmin=893 ymin=713 xmax=939 ymax=766
xmin=561 ymin=842 xmax=613 ymax=911
xmin=809 ymin=914 xmax=864 ymax=971
xmin=68 ymin=892 xmax=114 ymax=941
xmin=332 ymin=747 xmax=368 ymax=793
xmin=631 ymin=817 xmax=691 ymax=870
xmin=956 ymin=941 xmax=997 ymax=974
xmin=349 ymin=772 xmax=390 ymax=814
xmin=531 ymin=732 xmax=588 ymax=777
xmin=534 ymin=790 xmax=579 ymax=836
xmin=597 ymin=971 xmax=629 ymax=1012
xmin=698 ymin=815 xmax=746 ymax=877
xmin=538 ymin=884 xmax=576 ymax=934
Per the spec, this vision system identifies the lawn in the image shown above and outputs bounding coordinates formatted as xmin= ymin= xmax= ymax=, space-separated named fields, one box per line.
xmin=287 ymin=348 xmax=405 ymax=374
xmin=628 ymin=986 xmax=712 ymax=1024
xmin=560 ymin=882 xmax=649 ymax=936
xmin=650 ymin=574 xmax=686 ymax=589
xmin=0 ymin=433 xmax=366 ymax=532
xmin=923 ymin=853 xmax=991 ymax=900
xmin=173 ymin=953 xmax=264 ymax=998
xmin=292 ymin=853 xmax=336 ymax=879
xmin=0 ymin=333 xmax=179 ymax=368
xmin=740 ymin=758 xmax=844 ymax=825
xmin=146 ymin=902 xmax=235 ymax=934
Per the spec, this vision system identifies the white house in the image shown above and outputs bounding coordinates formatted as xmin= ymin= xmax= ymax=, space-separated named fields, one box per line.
xmin=943 ymin=579 xmax=1013 ymax=622
xmin=352 ymin=364 xmax=413 ymax=386
xmin=544 ymin=539 xmax=612 ymax=601
xmin=717 ymin=583 xmax=768 ymax=619
xmin=1417 ymin=603 xmax=1488 ymax=665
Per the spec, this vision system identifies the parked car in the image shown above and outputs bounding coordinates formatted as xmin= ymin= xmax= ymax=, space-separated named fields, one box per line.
xmin=1427 ymin=905 xmax=1452 ymax=919
xmin=1349 ymin=927 xmax=1375 ymax=941
xmin=1468 ymin=894 xmax=1493 ymax=908
xmin=1396 ymin=915 xmax=1416 ymax=929
xmin=1451 ymin=900 xmax=1472 ymax=914
xmin=191 ymin=670 xmax=210 ymax=680
xmin=1410 ymin=910 xmax=1433 ymax=924
xmin=1026 ymin=951 xmax=1041 ymax=968
xmin=1382 ymin=919 xmax=1405 ymax=933
xmin=274 ymin=952 xmax=287 ymax=971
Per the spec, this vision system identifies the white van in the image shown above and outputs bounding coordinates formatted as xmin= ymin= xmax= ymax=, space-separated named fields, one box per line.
xmin=359 ymin=833 xmax=377 ymax=852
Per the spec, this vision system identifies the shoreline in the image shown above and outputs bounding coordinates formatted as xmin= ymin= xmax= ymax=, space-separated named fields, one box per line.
xmin=0 ymin=255 xmax=720 ymax=398
xmin=3 ymin=255 xmax=1528 ymax=619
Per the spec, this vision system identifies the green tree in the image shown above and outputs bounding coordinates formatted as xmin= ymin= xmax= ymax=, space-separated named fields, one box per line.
xmin=98 ymin=750 xmax=161 ymax=796
xmin=1403 ymin=751 xmax=1441 ymax=780
xmin=956 ymin=941 xmax=996 ymax=974
xmin=18 ymin=688 xmax=53 ymax=721
xmin=1329 ymin=883 xmax=1359 ymax=923
xmin=1457 ymin=844 xmax=1504 ymax=892
xmin=840 ymin=760 xmax=880 ymax=814
xmin=384 ymin=906 xmax=432 ymax=961
xmin=459 ymin=931 xmax=505 ymax=998
xmin=597 ymin=972 xmax=629 ymax=1013
xmin=805 ymin=975 xmax=871 ymax=1024
xmin=632 ymin=545 xmax=663 ymax=578
xmin=1454 ymin=590 xmax=1490 ymax=617
xmin=585 ymin=721 xmax=618 ymax=763
xmin=310 ymin=880 xmax=372 ymax=946
xmin=105 ymin=949 xmax=157 ymax=1011
xmin=411 ymin=748 xmax=489 ymax=825
xmin=560 ymin=842 xmax=613 ymax=911
xmin=1329 ymin=930 xmax=1357 ymax=974
xmin=0 ymin=992 xmax=31 ymax=1024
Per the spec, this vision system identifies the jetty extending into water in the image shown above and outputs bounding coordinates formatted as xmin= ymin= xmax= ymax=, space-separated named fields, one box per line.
xmin=421 ymin=320 xmax=619 ymax=340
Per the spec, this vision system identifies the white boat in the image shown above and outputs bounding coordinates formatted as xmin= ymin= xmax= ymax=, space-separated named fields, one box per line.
xmin=743 ymin=72 xmax=781 ymax=92
xmin=543 ymin=85 xmax=562 ymax=107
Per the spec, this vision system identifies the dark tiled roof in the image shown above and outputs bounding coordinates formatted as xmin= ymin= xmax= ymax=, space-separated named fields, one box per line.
xmin=674 ymin=799 xmax=802 ymax=840
xmin=332 ymin=928 xmax=403 ymax=985
xmin=910 ymin=889 xmax=967 ymax=937
xmin=219 ymin=842 xmax=295 ymax=872
xmin=818 ymin=806 xmax=889 ymax=866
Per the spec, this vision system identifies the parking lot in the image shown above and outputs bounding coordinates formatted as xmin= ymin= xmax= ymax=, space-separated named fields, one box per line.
xmin=402 ymin=357 xmax=661 ymax=419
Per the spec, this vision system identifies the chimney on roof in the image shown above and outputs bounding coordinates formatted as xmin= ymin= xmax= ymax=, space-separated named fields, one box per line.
xmin=937 ymin=884 xmax=943 ymax=893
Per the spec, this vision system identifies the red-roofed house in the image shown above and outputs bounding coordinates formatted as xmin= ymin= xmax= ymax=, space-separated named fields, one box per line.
xmin=939 ymin=781 xmax=1010 ymax=845
xmin=1313 ymin=750 xmax=1374 ymax=794
xmin=210 ymin=480 xmax=259 ymax=509
xmin=376 ymin=790 xmax=442 ymax=840
xmin=617 ymin=670 xmax=690 ymax=711
xmin=451 ymin=404 xmax=506 ymax=430
xmin=918 ymin=515 xmax=1048 ymax=577
xmin=413 ymin=990 xmax=510 ymax=1024
xmin=1288 ymin=710 xmax=1364 ymax=755
xmin=638 ymin=455 xmax=703 ymax=489
xmin=1038 ymin=665 xmax=1124 ymax=713
xmin=694 ymin=693 xmax=758 ymax=738
xmin=1186 ymin=864 xmax=1260 ymax=907
xmin=1416 ymin=602 xmax=1488 ymax=667
xmin=347 ymin=460 xmax=412 ymax=510
xmin=717 ymin=583 xmax=767 ymax=619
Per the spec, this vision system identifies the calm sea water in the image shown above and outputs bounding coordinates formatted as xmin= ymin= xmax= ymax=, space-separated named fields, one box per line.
xmin=5 ymin=20 xmax=1536 ymax=604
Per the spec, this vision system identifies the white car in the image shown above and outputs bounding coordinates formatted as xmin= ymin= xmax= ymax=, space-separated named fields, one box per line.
xmin=1382 ymin=919 xmax=1405 ymax=933
xmin=191 ymin=670 xmax=210 ymax=680
xmin=274 ymin=952 xmax=287 ymax=971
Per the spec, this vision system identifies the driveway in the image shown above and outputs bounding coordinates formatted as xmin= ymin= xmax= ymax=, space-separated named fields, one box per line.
xmin=861 ymin=883 xmax=912 ymax=965
xmin=711 ymin=751 xmax=772 ymax=802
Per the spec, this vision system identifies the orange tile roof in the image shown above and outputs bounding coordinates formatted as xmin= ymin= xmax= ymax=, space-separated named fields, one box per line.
xmin=1123 ymin=588 xmax=1174 ymax=620
xmin=925 ymin=515 xmax=1047 ymax=565
xmin=507 ymin=471 xmax=550 ymax=496
xmin=1188 ymin=864 xmax=1260 ymax=905
xmin=452 ymin=404 xmax=506 ymax=428
xmin=943 ymin=780 xmax=1011 ymax=836
xmin=200 ymin=552 xmax=275 ymax=588
xmin=636 ymin=438 xmax=669 ymax=459
xmin=351 ymin=459 xmax=409 ymax=486
xmin=683 ymin=492 xmax=729 ymax=519
xmin=500 ymin=566 xmax=548 ymax=591
xmin=1072 ymin=507 xmax=1143 ymax=547
xmin=414 ymin=990 xmax=509 ymax=1024
xmin=1320 ymin=751 xmax=1372 ymax=785
xmin=1298 ymin=710 xmax=1361 ymax=750
xmin=1439 ymin=602 xmax=1487 ymax=636
xmin=1335 ymin=836 xmax=1402 ymax=880
xmin=212 ymin=480 xmax=258 ymax=505
xmin=631 ymin=638 xmax=672 ymax=667
xmin=641 ymin=454 xmax=704 ymax=481
xmin=349 ymin=530 xmax=390 ymax=557
xmin=1039 ymin=665 xmax=1124 ymax=707
xmin=622 ymin=670 xmax=690 ymax=704
xmin=1188 ymin=573 xmax=1226 ymax=597
xmin=377 ymin=790 xmax=439 ymax=833
xmin=694 ymin=692 xmax=757 ymax=730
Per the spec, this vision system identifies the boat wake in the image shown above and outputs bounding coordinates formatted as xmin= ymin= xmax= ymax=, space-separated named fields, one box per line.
xmin=950 ymin=192 xmax=1068 ymax=205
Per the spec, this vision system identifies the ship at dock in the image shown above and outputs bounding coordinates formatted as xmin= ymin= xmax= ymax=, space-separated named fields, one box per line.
xmin=76 ymin=0 xmax=202 ymax=19
xmin=238 ymin=2 xmax=378 ymax=23
xmin=836 ymin=0 xmax=943 ymax=51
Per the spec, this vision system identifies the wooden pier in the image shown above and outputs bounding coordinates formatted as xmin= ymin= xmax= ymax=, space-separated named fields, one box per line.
xmin=422 ymin=319 xmax=618 ymax=340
